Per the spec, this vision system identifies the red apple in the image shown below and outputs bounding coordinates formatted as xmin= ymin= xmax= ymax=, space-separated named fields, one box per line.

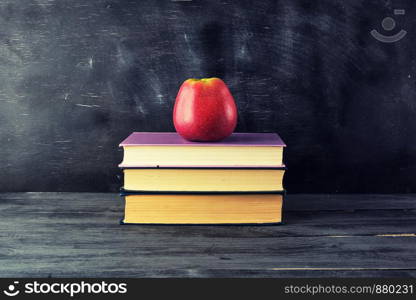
xmin=173 ymin=77 xmax=237 ymax=142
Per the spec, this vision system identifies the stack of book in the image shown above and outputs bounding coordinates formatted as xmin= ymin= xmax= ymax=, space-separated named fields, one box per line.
xmin=118 ymin=132 xmax=286 ymax=224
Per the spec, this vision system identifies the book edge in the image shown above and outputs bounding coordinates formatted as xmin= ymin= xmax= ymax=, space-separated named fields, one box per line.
xmin=119 ymin=132 xmax=286 ymax=147
xmin=119 ymin=189 xmax=286 ymax=195
xmin=120 ymin=218 xmax=284 ymax=226
xmin=119 ymin=165 xmax=286 ymax=169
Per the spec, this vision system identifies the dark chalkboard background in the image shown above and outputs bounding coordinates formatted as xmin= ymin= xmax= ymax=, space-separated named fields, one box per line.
xmin=0 ymin=0 xmax=415 ymax=193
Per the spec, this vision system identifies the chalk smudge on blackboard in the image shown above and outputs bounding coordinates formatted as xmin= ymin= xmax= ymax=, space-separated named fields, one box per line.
xmin=76 ymin=57 xmax=94 ymax=70
xmin=75 ymin=104 xmax=100 ymax=108
xmin=183 ymin=33 xmax=201 ymax=70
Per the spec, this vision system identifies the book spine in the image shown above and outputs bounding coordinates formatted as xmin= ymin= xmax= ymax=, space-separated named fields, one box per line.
xmin=119 ymin=188 xmax=286 ymax=196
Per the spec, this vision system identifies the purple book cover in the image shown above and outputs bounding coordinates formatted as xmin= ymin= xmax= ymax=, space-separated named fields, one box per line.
xmin=119 ymin=132 xmax=286 ymax=147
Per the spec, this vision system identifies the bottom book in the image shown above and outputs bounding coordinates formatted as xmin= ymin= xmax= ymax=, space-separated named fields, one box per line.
xmin=121 ymin=193 xmax=283 ymax=225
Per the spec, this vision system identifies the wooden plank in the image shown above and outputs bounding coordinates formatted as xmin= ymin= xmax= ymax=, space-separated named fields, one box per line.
xmin=0 ymin=209 xmax=415 ymax=238
xmin=1 ymin=193 xmax=416 ymax=211
xmin=0 ymin=234 xmax=415 ymax=277
xmin=0 ymin=193 xmax=414 ymax=237
xmin=182 ymin=269 xmax=416 ymax=278
xmin=0 ymin=269 xmax=415 ymax=278
xmin=1 ymin=193 xmax=415 ymax=240
xmin=1 ymin=193 xmax=415 ymax=277
xmin=284 ymin=194 xmax=416 ymax=211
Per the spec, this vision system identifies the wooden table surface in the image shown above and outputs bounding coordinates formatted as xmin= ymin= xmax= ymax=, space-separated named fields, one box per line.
xmin=0 ymin=193 xmax=415 ymax=278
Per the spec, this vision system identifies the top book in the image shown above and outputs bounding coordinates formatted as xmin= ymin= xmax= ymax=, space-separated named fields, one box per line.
xmin=119 ymin=132 xmax=285 ymax=168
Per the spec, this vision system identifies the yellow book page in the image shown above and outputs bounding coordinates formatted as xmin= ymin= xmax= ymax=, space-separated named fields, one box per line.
xmin=124 ymin=168 xmax=284 ymax=191
xmin=120 ymin=146 xmax=283 ymax=167
xmin=124 ymin=194 xmax=283 ymax=224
